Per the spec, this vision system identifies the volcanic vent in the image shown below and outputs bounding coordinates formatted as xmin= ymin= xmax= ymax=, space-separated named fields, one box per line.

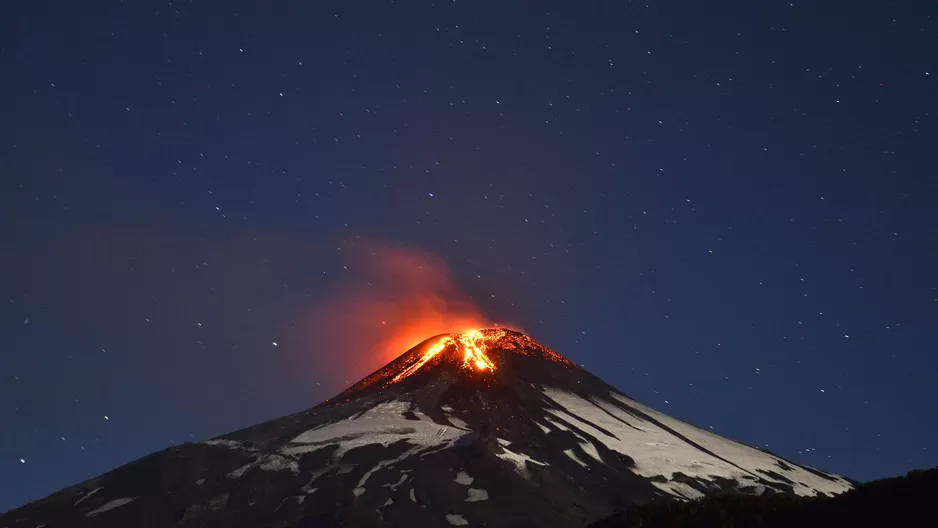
xmin=2 ymin=330 xmax=853 ymax=528
xmin=341 ymin=328 xmax=578 ymax=395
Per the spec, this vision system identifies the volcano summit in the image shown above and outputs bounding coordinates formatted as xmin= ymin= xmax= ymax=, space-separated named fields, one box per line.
xmin=1 ymin=329 xmax=853 ymax=528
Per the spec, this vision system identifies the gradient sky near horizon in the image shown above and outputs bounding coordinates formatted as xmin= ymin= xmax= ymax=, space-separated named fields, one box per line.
xmin=2 ymin=0 xmax=936 ymax=511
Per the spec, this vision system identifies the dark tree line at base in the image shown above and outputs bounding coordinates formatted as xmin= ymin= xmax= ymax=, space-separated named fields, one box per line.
xmin=590 ymin=467 xmax=937 ymax=528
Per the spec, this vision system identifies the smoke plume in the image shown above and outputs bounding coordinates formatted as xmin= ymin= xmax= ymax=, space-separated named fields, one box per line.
xmin=300 ymin=241 xmax=504 ymax=390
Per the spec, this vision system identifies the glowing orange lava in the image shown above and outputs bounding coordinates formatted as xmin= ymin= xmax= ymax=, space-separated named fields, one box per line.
xmin=392 ymin=329 xmax=503 ymax=382
xmin=339 ymin=328 xmax=577 ymax=398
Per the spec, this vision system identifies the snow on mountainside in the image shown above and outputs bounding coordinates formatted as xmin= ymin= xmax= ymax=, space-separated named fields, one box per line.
xmin=541 ymin=388 xmax=849 ymax=499
xmin=0 ymin=329 xmax=852 ymax=528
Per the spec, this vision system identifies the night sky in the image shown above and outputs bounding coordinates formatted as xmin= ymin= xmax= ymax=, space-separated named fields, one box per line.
xmin=3 ymin=0 xmax=937 ymax=512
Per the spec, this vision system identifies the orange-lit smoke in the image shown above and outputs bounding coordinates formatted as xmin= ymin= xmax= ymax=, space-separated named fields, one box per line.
xmin=299 ymin=241 xmax=506 ymax=390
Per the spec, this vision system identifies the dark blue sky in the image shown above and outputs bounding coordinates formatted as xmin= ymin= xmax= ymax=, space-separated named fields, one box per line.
xmin=2 ymin=0 xmax=936 ymax=512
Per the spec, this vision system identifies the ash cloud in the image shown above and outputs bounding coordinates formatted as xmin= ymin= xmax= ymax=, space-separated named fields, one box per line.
xmin=298 ymin=240 xmax=511 ymax=391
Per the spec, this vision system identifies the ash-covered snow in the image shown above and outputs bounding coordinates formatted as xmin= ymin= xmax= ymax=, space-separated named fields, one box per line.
xmin=466 ymin=488 xmax=489 ymax=502
xmin=446 ymin=414 xmax=471 ymax=430
xmin=227 ymin=464 xmax=252 ymax=479
xmin=260 ymin=454 xmax=299 ymax=472
xmin=445 ymin=513 xmax=469 ymax=526
xmin=73 ymin=486 xmax=103 ymax=506
xmin=563 ymin=448 xmax=590 ymax=468
xmin=203 ymin=438 xmax=251 ymax=450
xmin=283 ymin=400 xmax=473 ymax=498
xmin=382 ymin=472 xmax=409 ymax=491
xmin=352 ymin=441 xmax=424 ymax=496
xmin=208 ymin=493 xmax=230 ymax=510
xmin=544 ymin=417 xmax=570 ymax=431
xmin=84 ymin=497 xmax=135 ymax=517
xmin=496 ymin=443 xmax=548 ymax=474
xmin=546 ymin=416 xmax=605 ymax=466
xmin=228 ymin=453 xmax=299 ymax=478
xmin=542 ymin=387 xmax=852 ymax=498
xmin=577 ymin=439 xmax=605 ymax=465
xmin=354 ymin=447 xmax=421 ymax=496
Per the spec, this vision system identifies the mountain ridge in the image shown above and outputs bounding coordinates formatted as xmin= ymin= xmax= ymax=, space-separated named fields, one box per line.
xmin=589 ymin=467 xmax=937 ymax=528
xmin=1 ymin=329 xmax=852 ymax=527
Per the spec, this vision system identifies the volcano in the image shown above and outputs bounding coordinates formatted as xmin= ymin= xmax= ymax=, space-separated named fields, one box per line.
xmin=2 ymin=329 xmax=852 ymax=527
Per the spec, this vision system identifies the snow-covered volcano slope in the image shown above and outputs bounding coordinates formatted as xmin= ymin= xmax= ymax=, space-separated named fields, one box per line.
xmin=1 ymin=329 xmax=851 ymax=528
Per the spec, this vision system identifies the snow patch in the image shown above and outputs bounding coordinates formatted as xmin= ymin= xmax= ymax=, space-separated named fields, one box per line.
xmin=227 ymin=464 xmax=252 ymax=479
xmin=84 ymin=497 xmax=135 ymax=517
xmin=73 ymin=487 xmax=103 ymax=506
xmin=564 ymin=449 xmax=589 ymax=468
xmin=653 ymin=480 xmax=696 ymax=500
xmin=203 ymin=438 xmax=242 ymax=448
xmin=546 ymin=416 xmax=605 ymax=466
xmin=273 ymin=495 xmax=305 ymax=512
xmin=355 ymin=436 xmax=443 ymax=495
xmin=540 ymin=387 xmax=852 ymax=498
xmin=544 ymin=416 xmax=572 ymax=432
xmin=382 ymin=473 xmax=409 ymax=491
xmin=605 ymin=391 xmax=852 ymax=496
xmin=280 ymin=443 xmax=329 ymax=456
xmin=228 ymin=453 xmax=299 ymax=478
xmin=581 ymin=442 xmax=605 ymax=464
xmin=447 ymin=415 xmax=470 ymax=430
xmin=208 ymin=493 xmax=229 ymax=510
xmin=284 ymin=400 xmax=470 ymax=460
xmin=466 ymin=488 xmax=489 ymax=502
xmin=409 ymin=488 xmax=417 ymax=502
xmin=260 ymin=454 xmax=299 ymax=472
xmin=496 ymin=444 xmax=548 ymax=475
xmin=446 ymin=514 xmax=469 ymax=526
xmin=285 ymin=402 xmax=467 ymax=495
xmin=299 ymin=468 xmax=331 ymax=494
xmin=454 ymin=471 xmax=474 ymax=485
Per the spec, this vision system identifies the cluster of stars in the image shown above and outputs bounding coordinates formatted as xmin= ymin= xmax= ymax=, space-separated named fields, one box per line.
xmin=3 ymin=0 xmax=936 ymax=512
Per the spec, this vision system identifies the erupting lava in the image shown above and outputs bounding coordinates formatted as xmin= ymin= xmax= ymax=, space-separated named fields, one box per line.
xmin=340 ymin=328 xmax=577 ymax=397
xmin=392 ymin=329 xmax=502 ymax=382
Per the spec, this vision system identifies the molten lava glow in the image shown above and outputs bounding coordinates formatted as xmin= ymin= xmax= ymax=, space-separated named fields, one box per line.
xmin=340 ymin=328 xmax=576 ymax=397
xmin=392 ymin=329 xmax=503 ymax=382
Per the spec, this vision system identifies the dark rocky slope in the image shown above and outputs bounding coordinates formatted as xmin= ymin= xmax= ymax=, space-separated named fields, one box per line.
xmin=1 ymin=330 xmax=851 ymax=528
xmin=589 ymin=467 xmax=937 ymax=528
